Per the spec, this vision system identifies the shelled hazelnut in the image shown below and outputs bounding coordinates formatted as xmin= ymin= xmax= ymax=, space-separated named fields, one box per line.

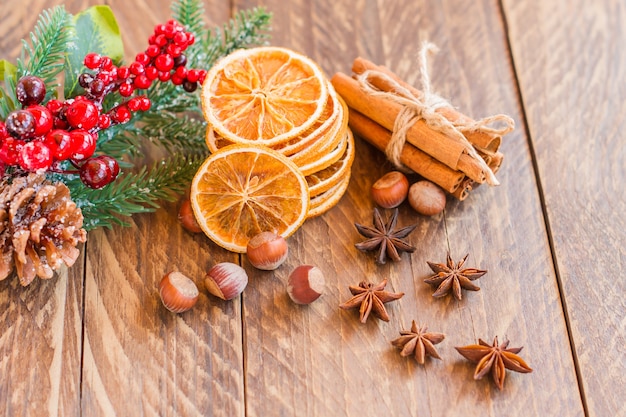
xmin=371 ymin=171 xmax=409 ymax=208
xmin=178 ymin=198 xmax=202 ymax=233
xmin=247 ymin=231 xmax=289 ymax=270
xmin=287 ymin=265 xmax=325 ymax=305
xmin=408 ymin=180 xmax=446 ymax=216
xmin=159 ymin=271 xmax=199 ymax=313
xmin=205 ymin=262 xmax=248 ymax=300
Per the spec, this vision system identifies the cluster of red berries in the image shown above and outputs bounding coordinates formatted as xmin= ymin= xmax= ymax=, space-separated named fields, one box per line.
xmin=0 ymin=19 xmax=206 ymax=189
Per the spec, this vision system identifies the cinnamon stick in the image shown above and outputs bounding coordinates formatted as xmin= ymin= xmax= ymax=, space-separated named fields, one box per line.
xmin=352 ymin=57 xmax=501 ymax=152
xmin=331 ymin=72 xmax=489 ymax=185
xmin=451 ymin=177 xmax=474 ymax=201
xmin=348 ymin=109 xmax=464 ymax=193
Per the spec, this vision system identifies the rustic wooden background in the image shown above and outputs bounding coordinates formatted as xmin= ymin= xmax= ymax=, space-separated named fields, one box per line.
xmin=1 ymin=0 xmax=624 ymax=416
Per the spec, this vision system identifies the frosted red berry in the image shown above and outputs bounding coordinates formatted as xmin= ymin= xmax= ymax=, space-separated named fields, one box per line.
xmin=84 ymin=53 xmax=102 ymax=69
xmin=27 ymin=105 xmax=54 ymax=137
xmin=16 ymin=75 xmax=46 ymax=106
xmin=79 ymin=157 xmax=112 ymax=189
xmin=97 ymin=155 xmax=120 ymax=180
xmin=6 ymin=110 xmax=36 ymax=139
xmin=45 ymin=129 xmax=74 ymax=160
xmin=70 ymin=130 xmax=97 ymax=161
xmin=0 ymin=138 xmax=22 ymax=165
xmin=18 ymin=141 xmax=53 ymax=171
xmin=66 ymin=100 xmax=99 ymax=130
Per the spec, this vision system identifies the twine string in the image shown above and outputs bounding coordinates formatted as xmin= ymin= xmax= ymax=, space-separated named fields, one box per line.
xmin=356 ymin=41 xmax=514 ymax=186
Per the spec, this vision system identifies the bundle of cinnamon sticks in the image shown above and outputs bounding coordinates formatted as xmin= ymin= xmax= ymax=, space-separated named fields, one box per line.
xmin=330 ymin=57 xmax=512 ymax=200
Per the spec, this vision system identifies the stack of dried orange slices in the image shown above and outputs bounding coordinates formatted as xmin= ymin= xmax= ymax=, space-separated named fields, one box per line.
xmin=190 ymin=46 xmax=354 ymax=252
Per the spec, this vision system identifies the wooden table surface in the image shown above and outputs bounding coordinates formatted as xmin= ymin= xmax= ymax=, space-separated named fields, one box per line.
xmin=1 ymin=0 xmax=624 ymax=416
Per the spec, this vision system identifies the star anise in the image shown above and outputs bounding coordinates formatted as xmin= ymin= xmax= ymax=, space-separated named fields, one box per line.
xmin=424 ymin=252 xmax=487 ymax=300
xmin=354 ymin=208 xmax=417 ymax=264
xmin=455 ymin=336 xmax=533 ymax=390
xmin=339 ymin=278 xmax=404 ymax=323
xmin=391 ymin=321 xmax=445 ymax=364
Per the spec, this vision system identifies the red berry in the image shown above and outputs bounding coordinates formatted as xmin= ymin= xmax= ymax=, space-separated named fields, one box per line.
xmin=97 ymin=155 xmax=120 ymax=180
xmin=118 ymin=66 xmax=131 ymax=80
xmin=0 ymin=122 xmax=8 ymax=140
xmin=127 ymin=98 xmax=142 ymax=112
xmin=173 ymin=54 xmax=187 ymax=68
xmin=145 ymin=66 xmax=159 ymax=80
xmin=79 ymin=157 xmax=112 ymax=189
xmin=198 ymin=70 xmax=207 ymax=84
xmin=163 ymin=24 xmax=176 ymax=38
xmin=171 ymin=75 xmax=184 ymax=85
xmin=84 ymin=53 xmax=102 ymax=69
xmin=134 ymin=75 xmax=152 ymax=90
xmin=100 ymin=56 xmax=113 ymax=71
xmin=113 ymin=106 xmax=132 ymax=124
xmin=98 ymin=114 xmax=111 ymax=129
xmin=45 ymin=129 xmax=74 ymax=160
xmin=155 ymin=34 xmax=168 ymax=47
xmin=66 ymin=100 xmax=99 ymax=130
xmin=70 ymin=130 xmax=97 ymax=161
xmin=146 ymin=45 xmax=160 ymax=57
xmin=16 ymin=75 xmax=46 ymax=106
xmin=186 ymin=32 xmax=195 ymax=45
xmin=119 ymin=82 xmax=134 ymax=97
xmin=139 ymin=97 xmax=151 ymax=111
xmin=90 ymin=79 xmax=105 ymax=96
xmin=158 ymin=71 xmax=171 ymax=82
xmin=46 ymin=99 xmax=63 ymax=114
xmin=135 ymin=52 xmax=150 ymax=65
xmin=186 ymin=69 xmax=201 ymax=83
xmin=27 ymin=105 xmax=54 ymax=136
xmin=0 ymin=138 xmax=23 ymax=165
xmin=130 ymin=62 xmax=145 ymax=75
xmin=18 ymin=141 xmax=52 ymax=171
xmin=175 ymin=66 xmax=187 ymax=79
xmin=173 ymin=31 xmax=187 ymax=47
xmin=167 ymin=44 xmax=182 ymax=58
xmin=154 ymin=24 xmax=166 ymax=35
xmin=96 ymin=72 xmax=113 ymax=84
xmin=155 ymin=54 xmax=174 ymax=72
xmin=6 ymin=110 xmax=36 ymax=139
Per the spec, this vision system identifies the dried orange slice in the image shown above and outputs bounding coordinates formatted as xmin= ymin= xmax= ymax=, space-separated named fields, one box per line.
xmin=190 ymin=145 xmax=309 ymax=253
xmin=201 ymin=47 xmax=328 ymax=146
xmin=307 ymin=163 xmax=352 ymax=218
xmin=307 ymin=128 xmax=355 ymax=197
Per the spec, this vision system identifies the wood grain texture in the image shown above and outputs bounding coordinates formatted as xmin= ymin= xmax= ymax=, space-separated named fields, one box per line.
xmin=235 ymin=0 xmax=583 ymax=416
xmin=0 ymin=1 xmax=89 ymax=416
xmin=502 ymin=1 xmax=626 ymax=416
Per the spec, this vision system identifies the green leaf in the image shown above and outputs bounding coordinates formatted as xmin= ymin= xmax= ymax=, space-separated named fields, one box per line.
xmin=64 ymin=5 xmax=123 ymax=98
xmin=0 ymin=60 xmax=17 ymax=82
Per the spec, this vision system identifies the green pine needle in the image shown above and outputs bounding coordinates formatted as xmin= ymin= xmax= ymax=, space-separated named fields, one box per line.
xmin=71 ymin=153 xmax=206 ymax=230
xmin=17 ymin=6 xmax=72 ymax=95
xmin=136 ymin=112 xmax=207 ymax=153
xmin=171 ymin=0 xmax=205 ymax=36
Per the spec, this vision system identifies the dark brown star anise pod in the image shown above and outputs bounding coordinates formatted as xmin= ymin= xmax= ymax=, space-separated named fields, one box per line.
xmin=455 ymin=336 xmax=533 ymax=390
xmin=391 ymin=321 xmax=445 ymax=364
xmin=354 ymin=208 xmax=417 ymax=264
xmin=339 ymin=278 xmax=404 ymax=323
xmin=424 ymin=252 xmax=487 ymax=300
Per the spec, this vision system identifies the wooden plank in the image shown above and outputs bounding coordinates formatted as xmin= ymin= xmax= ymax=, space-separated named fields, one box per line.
xmin=502 ymin=0 xmax=626 ymax=415
xmin=0 ymin=2 xmax=89 ymax=416
xmin=234 ymin=0 xmax=584 ymax=416
xmin=76 ymin=1 xmax=246 ymax=415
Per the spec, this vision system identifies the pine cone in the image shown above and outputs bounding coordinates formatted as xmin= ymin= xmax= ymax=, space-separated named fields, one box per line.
xmin=0 ymin=173 xmax=87 ymax=286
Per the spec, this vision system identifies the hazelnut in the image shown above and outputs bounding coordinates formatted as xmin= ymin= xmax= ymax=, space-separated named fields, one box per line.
xmin=247 ymin=231 xmax=289 ymax=270
xmin=205 ymin=262 xmax=248 ymax=300
xmin=159 ymin=271 xmax=199 ymax=313
xmin=287 ymin=265 xmax=325 ymax=305
xmin=178 ymin=198 xmax=202 ymax=233
xmin=371 ymin=171 xmax=409 ymax=208
xmin=408 ymin=180 xmax=446 ymax=216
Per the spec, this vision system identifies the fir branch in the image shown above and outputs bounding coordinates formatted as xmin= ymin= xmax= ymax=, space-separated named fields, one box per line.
xmin=202 ymin=7 xmax=272 ymax=69
xmin=17 ymin=7 xmax=73 ymax=94
xmin=171 ymin=0 xmax=205 ymax=36
xmin=136 ymin=112 xmax=207 ymax=153
xmin=71 ymin=153 xmax=205 ymax=230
